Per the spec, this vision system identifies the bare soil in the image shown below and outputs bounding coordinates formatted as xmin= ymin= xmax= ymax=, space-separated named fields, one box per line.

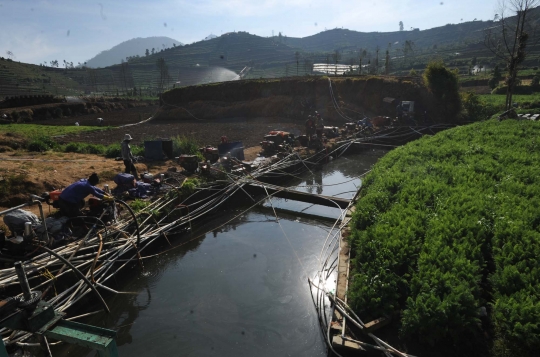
xmin=59 ymin=116 xmax=305 ymax=149
xmin=44 ymin=105 xmax=159 ymax=128
xmin=1 ymin=108 xmax=305 ymax=211
xmin=0 ymin=151 xmax=176 ymax=210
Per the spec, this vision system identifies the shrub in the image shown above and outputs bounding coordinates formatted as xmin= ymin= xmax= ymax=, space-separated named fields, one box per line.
xmin=53 ymin=107 xmax=63 ymax=118
xmin=129 ymin=199 xmax=150 ymax=213
xmin=488 ymin=77 xmax=499 ymax=89
xmin=104 ymin=143 xmax=143 ymax=158
xmin=532 ymin=75 xmax=540 ymax=87
xmin=63 ymin=142 xmax=81 ymax=153
xmin=132 ymin=145 xmax=145 ymax=157
xmin=181 ymin=178 xmax=200 ymax=195
xmin=172 ymin=135 xmax=202 ymax=159
xmin=18 ymin=109 xmax=33 ymax=122
xmin=460 ymin=91 xmax=498 ymax=121
xmin=84 ymin=144 xmax=105 ymax=155
xmin=63 ymin=142 xmax=105 ymax=155
xmin=10 ymin=111 xmax=19 ymax=121
xmin=27 ymin=136 xmax=57 ymax=152
xmin=104 ymin=143 xmax=121 ymax=158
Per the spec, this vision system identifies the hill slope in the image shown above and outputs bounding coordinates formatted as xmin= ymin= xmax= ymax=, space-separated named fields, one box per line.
xmin=86 ymin=36 xmax=183 ymax=68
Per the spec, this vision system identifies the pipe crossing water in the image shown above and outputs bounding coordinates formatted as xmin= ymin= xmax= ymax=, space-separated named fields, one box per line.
xmin=245 ymin=183 xmax=351 ymax=209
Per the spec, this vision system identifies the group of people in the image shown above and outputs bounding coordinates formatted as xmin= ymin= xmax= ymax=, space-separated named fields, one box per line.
xmin=58 ymin=133 xmax=139 ymax=217
xmin=305 ymin=111 xmax=325 ymax=140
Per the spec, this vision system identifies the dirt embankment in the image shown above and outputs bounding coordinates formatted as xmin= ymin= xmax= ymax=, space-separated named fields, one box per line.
xmin=0 ymin=98 xmax=157 ymax=123
xmin=158 ymin=76 xmax=440 ymax=123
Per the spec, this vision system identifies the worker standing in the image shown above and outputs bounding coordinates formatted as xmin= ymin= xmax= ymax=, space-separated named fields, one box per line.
xmin=305 ymin=115 xmax=315 ymax=143
xmin=121 ymin=134 xmax=139 ymax=178
xmin=58 ymin=173 xmax=106 ymax=217
xmin=97 ymin=118 xmax=104 ymax=126
xmin=315 ymin=112 xmax=324 ymax=139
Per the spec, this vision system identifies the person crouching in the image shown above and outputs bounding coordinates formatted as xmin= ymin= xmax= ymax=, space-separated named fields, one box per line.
xmin=58 ymin=173 xmax=105 ymax=218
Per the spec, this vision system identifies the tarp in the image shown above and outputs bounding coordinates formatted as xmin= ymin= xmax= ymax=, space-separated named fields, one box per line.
xmin=218 ymin=141 xmax=245 ymax=160
xmin=3 ymin=209 xmax=40 ymax=234
xmin=143 ymin=140 xmax=173 ymax=160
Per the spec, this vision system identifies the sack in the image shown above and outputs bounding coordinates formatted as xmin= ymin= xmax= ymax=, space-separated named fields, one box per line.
xmin=3 ymin=209 xmax=40 ymax=234
xmin=35 ymin=216 xmax=69 ymax=235
xmin=113 ymin=173 xmax=135 ymax=186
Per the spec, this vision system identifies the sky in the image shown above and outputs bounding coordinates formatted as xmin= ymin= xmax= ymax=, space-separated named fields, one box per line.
xmin=1 ymin=0 xmax=499 ymax=65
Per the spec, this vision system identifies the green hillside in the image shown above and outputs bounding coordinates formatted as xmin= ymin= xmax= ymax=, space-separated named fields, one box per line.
xmin=4 ymin=9 xmax=540 ymax=99
xmin=0 ymin=59 xmax=85 ymax=98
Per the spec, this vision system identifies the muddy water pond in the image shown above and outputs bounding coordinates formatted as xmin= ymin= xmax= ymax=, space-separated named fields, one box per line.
xmin=54 ymin=150 xmax=387 ymax=357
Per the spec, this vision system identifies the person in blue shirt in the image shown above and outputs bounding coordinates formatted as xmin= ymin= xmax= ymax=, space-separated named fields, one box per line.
xmin=58 ymin=173 xmax=105 ymax=217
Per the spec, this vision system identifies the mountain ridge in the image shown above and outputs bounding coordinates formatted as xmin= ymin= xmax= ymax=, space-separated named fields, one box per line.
xmin=85 ymin=36 xmax=183 ymax=68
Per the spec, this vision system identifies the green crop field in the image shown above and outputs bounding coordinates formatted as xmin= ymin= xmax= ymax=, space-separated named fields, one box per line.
xmin=0 ymin=124 xmax=104 ymax=138
xmin=349 ymin=120 xmax=540 ymax=356
xmin=480 ymin=93 xmax=540 ymax=108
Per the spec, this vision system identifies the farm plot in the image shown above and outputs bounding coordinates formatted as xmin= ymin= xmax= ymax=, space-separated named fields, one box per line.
xmin=349 ymin=120 xmax=540 ymax=356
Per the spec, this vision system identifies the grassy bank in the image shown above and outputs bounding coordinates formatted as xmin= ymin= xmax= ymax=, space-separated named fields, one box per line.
xmin=348 ymin=119 xmax=540 ymax=356
xmin=0 ymin=124 xmax=201 ymax=159
xmin=480 ymin=93 xmax=540 ymax=108
xmin=0 ymin=123 xmax=105 ymax=137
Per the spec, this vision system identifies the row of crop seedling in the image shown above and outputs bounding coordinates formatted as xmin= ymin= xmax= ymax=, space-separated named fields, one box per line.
xmin=348 ymin=120 xmax=540 ymax=355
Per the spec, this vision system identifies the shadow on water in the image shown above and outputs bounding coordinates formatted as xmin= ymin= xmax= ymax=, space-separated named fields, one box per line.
xmin=52 ymin=151 xmax=387 ymax=357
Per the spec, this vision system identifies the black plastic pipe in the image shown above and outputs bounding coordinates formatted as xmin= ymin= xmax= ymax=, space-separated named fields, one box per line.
xmin=35 ymin=245 xmax=110 ymax=313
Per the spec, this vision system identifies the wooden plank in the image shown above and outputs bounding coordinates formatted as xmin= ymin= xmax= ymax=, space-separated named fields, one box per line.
xmin=364 ymin=316 xmax=391 ymax=333
xmin=332 ymin=335 xmax=366 ymax=351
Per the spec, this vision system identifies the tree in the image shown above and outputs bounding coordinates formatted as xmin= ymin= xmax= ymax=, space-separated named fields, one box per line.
xmin=151 ymin=48 xmax=155 ymax=55
xmin=145 ymin=49 xmax=150 ymax=56
xmin=399 ymin=21 xmax=404 ymax=31
xmin=489 ymin=64 xmax=503 ymax=88
xmin=385 ymin=50 xmax=390 ymax=75
xmin=332 ymin=50 xmax=341 ymax=76
xmin=120 ymin=61 xmax=132 ymax=94
xmin=403 ymin=40 xmax=415 ymax=67
xmin=295 ymin=51 xmax=300 ymax=76
xmin=423 ymin=60 xmax=461 ymax=120
xmin=303 ymin=59 xmax=313 ymax=75
xmin=87 ymin=68 xmax=98 ymax=92
xmin=156 ymin=57 xmax=170 ymax=94
xmin=471 ymin=56 xmax=477 ymax=66
xmin=374 ymin=47 xmax=380 ymax=74
xmin=484 ymin=0 xmax=540 ymax=109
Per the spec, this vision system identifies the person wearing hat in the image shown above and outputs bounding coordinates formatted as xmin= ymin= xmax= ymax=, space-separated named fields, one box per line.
xmin=58 ymin=173 xmax=106 ymax=217
xmin=305 ymin=115 xmax=315 ymax=143
xmin=121 ymin=134 xmax=138 ymax=177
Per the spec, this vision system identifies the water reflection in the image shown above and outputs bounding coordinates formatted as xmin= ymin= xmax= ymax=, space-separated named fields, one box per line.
xmin=53 ymin=152 xmax=387 ymax=357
